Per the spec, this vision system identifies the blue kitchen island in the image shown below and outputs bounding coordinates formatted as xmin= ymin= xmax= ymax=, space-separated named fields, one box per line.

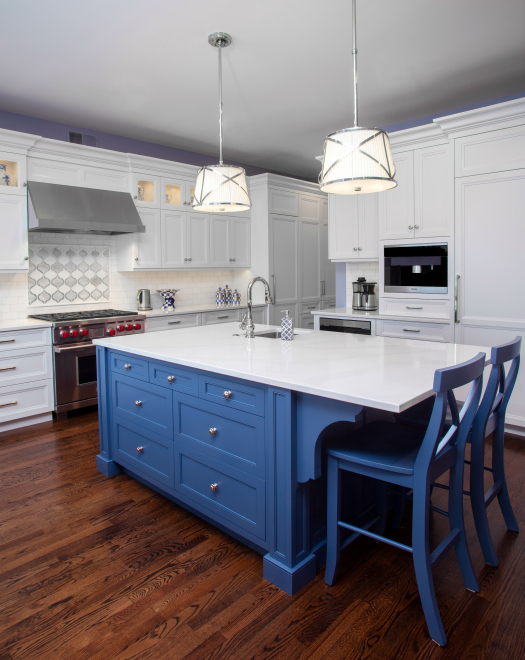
xmin=94 ymin=322 xmax=488 ymax=594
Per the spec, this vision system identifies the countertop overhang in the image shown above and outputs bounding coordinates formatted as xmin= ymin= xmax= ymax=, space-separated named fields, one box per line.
xmin=94 ymin=323 xmax=489 ymax=413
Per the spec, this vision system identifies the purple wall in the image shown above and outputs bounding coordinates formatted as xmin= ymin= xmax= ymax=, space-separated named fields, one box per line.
xmin=0 ymin=108 xmax=283 ymax=177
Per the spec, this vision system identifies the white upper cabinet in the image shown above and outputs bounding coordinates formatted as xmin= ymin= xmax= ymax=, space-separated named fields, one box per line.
xmin=132 ymin=173 xmax=161 ymax=208
xmin=0 ymin=151 xmax=27 ymax=195
xmin=133 ymin=209 xmax=162 ymax=268
xmin=161 ymin=210 xmax=186 ymax=269
xmin=269 ymin=190 xmax=299 ymax=216
xmin=209 ymin=215 xmax=250 ymax=269
xmin=328 ymin=194 xmax=379 ymax=260
xmin=161 ymin=176 xmax=195 ymax=211
xmin=230 ymin=216 xmax=250 ymax=268
xmin=379 ymin=144 xmax=452 ymax=241
xmin=186 ymin=212 xmax=209 ymax=268
xmin=455 ymin=123 xmax=525 ymax=178
xmin=379 ymin=151 xmax=415 ymax=240
xmin=0 ymin=196 xmax=29 ymax=271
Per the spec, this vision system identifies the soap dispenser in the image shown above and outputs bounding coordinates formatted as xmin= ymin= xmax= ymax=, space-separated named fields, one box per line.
xmin=280 ymin=310 xmax=294 ymax=341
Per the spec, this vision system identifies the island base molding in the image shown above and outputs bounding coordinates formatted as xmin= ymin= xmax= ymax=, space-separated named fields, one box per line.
xmin=263 ymin=554 xmax=318 ymax=595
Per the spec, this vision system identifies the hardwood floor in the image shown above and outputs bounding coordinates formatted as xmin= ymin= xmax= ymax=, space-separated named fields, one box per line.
xmin=0 ymin=410 xmax=524 ymax=659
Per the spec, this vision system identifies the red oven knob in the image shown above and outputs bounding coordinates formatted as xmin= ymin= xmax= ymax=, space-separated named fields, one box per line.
xmin=117 ymin=325 xmax=125 ymax=332
xmin=108 ymin=328 xmax=116 ymax=336
xmin=134 ymin=323 xmax=142 ymax=330
xmin=71 ymin=329 xmax=79 ymax=338
xmin=81 ymin=328 xmax=89 ymax=336
xmin=126 ymin=324 xmax=133 ymax=331
xmin=60 ymin=330 xmax=69 ymax=339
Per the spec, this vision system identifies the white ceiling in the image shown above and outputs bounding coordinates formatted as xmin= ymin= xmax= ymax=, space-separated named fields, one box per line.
xmin=2 ymin=0 xmax=525 ymax=178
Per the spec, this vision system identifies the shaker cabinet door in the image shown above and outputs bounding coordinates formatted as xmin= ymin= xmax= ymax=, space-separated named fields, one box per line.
xmin=161 ymin=210 xmax=186 ymax=268
xmin=321 ymin=222 xmax=336 ymax=298
xmin=328 ymin=194 xmax=359 ymax=259
xmin=413 ymin=143 xmax=453 ymax=238
xmin=134 ymin=209 xmax=162 ymax=268
xmin=230 ymin=216 xmax=250 ymax=268
xmin=270 ymin=215 xmax=298 ymax=305
xmin=209 ymin=215 xmax=230 ymax=268
xmin=358 ymin=194 xmax=380 ymax=259
xmin=186 ymin=212 xmax=209 ymax=267
xmin=379 ymin=151 xmax=414 ymax=240
xmin=0 ymin=195 xmax=28 ymax=271
xmin=299 ymin=218 xmax=321 ymax=301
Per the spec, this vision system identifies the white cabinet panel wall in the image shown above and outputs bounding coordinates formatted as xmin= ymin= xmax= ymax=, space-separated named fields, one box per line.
xmin=299 ymin=218 xmax=321 ymax=302
xmin=270 ymin=214 xmax=299 ymax=323
xmin=455 ymin=124 xmax=525 ymax=177
xmin=269 ymin=190 xmax=299 ymax=216
xmin=321 ymin=222 xmax=336 ymax=298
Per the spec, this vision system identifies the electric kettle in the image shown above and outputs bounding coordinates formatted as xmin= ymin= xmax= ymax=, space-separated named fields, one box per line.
xmin=137 ymin=289 xmax=152 ymax=311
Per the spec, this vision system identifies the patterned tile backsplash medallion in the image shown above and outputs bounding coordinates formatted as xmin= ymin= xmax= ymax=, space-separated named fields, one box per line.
xmin=28 ymin=245 xmax=110 ymax=305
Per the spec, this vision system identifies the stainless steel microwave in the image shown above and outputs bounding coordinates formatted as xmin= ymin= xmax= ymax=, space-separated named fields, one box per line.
xmin=384 ymin=243 xmax=448 ymax=294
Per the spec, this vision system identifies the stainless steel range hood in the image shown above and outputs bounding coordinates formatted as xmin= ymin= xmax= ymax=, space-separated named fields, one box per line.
xmin=27 ymin=181 xmax=146 ymax=234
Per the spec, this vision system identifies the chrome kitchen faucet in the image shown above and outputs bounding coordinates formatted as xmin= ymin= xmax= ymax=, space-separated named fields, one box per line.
xmin=240 ymin=277 xmax=273 ymax=338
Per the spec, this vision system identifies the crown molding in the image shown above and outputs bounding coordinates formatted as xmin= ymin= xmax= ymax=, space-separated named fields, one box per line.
xmin=387 ymin=123 xmax=448 ymax=151
xmin=434 ymin=97 xmax=525 ymax=137
xmin=249 ymin=173 xmax=324 ymax=196
xmin=128 ymin=153 xmax=199 ymax=178
xmin=0 ymin=127 xmax=41 ymax=154
xmin=29 ymin=137 xmax=130 ymax=170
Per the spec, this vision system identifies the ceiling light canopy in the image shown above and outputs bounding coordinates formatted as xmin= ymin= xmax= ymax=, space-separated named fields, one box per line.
xmin=319 ymin=0 xmax=397 ymax=195
xmin=193 ymin=32 xmax=251 ymax=213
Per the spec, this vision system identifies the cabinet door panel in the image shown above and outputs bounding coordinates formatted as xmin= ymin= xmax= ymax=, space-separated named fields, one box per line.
xmin=134 ymin=209 xmax=162 ymax=268
xmin=0 ymin=196 xmax=28 ymax=271
xmin=132 ymin=173 xmax=160 ymax=208
xmin=358 ymin=194 xmax=379 ymax=259
xmin=321 ymin=222 xmax=336 ymax=298
xmin=271 ymin=215 xmax=298 ymax=303
xmin=414 ymin=144 xmax=452 ymax=238
xmin=161 ymin=210 xmax=186 ymax=268
xmin=209 ymin=215 xmax=230 ymax=268
xmin=299 ymin=195 xmax=320 ymax=221
xmin=328 ymin=194 xmax=359 ymax=259
xmin=230 ymin=216 xmax=250 ymax=268
xmin=379 ymin=152 xmax=414 ymax=240
xmin=300 ymin=219 xmax=321 ymax=301
xmin=186 ymin=212 xmax=209 ymax=267
xmin=161 ymin=176 xmax=191 ymax=211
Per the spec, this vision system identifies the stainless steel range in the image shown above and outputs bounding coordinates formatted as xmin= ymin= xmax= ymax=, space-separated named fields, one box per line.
xmin=28 ymin=309 xmax=146 ymax=418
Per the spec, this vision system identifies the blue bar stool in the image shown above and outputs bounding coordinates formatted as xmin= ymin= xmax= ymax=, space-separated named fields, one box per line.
xmin=397 ymin=338 xmax=521 ymax=566
xmin=324 ymin=353 xmax=485 ymax=646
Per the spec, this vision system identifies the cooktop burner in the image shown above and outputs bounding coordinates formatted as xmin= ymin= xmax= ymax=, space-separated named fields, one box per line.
xmin=29 ymin=309 xmax=139 ymax=323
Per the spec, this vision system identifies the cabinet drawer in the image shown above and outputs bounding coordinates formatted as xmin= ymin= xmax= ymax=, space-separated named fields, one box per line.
xmin=299 ymin=313 xmax=316 ymax=330
xmin=112 ymin=374 xmax=173 ymax=438
xmin=174 ymin=393 xmax=265 ymax=476
xmin=381 ymin=298 xmax=451 ymax=319
xmin=0 ymin=378 xmax=54 ymax=423
xmin=146 ymin=313 xmax=200 ymax=333
xmin=175 ymin=446 xmax=265 ymax=540
xmin=300 ymin=301 xmax=321 ymax=314
xmin=321 ymin=299 xmax=337 ymax=311
xmin=149 ymin=361 xmax=198 ymax=395
xmin=110 ymin=351 xmax=149 ymax=381
xmin=376 ymin=320 xmax=451 ymax=343
xmin=199 ymin=374 xmax=265 ymax=416
xmin=0 ymin=327 xmax=51 ymax=351
xmin=0 ymin=347 xmax=53 ymax=387
xmin=201 ymin=309 xmax=241 ymax=325
xmin=113 ymin=416 xmax=174 ymax=488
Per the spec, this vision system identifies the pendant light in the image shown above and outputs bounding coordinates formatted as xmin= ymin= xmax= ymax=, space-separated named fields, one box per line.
xmin=319 ymin=0 xmax=397 ymax=195
xmin=193 ymin=32 xmax=251 ymax=212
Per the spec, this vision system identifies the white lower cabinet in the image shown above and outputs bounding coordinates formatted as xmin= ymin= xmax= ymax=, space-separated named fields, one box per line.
xmin=380 ymin=298 xmax=450 ymax=319
xmin=376 ymin=319 xmax=452 ymax=343
xmin=145 ymin=313 xmax=201 ymax=333
xmin=202 ymin=309 xmax=242 ymax=325
xmin=321 ymin=299 xmax=337 ymax=311
xmin=299 ymin=313 xmax=315 ymax=330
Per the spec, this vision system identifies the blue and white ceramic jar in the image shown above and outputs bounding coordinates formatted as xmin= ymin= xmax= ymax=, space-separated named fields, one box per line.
xmin=216 ymin=287 xmax=225 ymax=308
xmin=232 ymin=289 xmax=241 ymax=306
xmin=224 ymin=284 xmax=233 ymax=307
xmin=157 ymin=289 xmax=180 ymax=312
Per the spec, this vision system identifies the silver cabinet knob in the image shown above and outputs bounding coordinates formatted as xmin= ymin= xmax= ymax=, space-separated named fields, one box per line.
xmin=232 ymin=258 xmax=235 ymax=262
xmin=167 ymin=375 xmax=175 ymax=382
xmin=124 ymin=363 xmax=131 ymax=370
xmin=209 ymin=428 xmax=217 ymax=435
xmin=223 ymin=391 xmax=232 ymax=399
xmin=414 ymin=224 xmax=420 ymax=229
xmin=23 ymin=182 xmax=27 ymax=186
xmin=408 ymin=225 xmax=414 ymax=230
xmin=135 ymin=400 xmax=142 ymax=406
xmin=353 ymin=247 xmax=358 ymax=251
xmin=188 ymin=258 xmax=192 ymax=262
xmin=135 ymin=257 xmax=139 ymax=261
xmin=210 ymin=483 xmax=218 ymax=492
xmin=134 ymin=195 xmax=138 ymax=199
xmin=24 ymin=256 xmax=29 ymax=260
xmin=357 ymin=247 xmax=362 ymax=250
xmin=137 ymin=446 xmax=144 ymax=452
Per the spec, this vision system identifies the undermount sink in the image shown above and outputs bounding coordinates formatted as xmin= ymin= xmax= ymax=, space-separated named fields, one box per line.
xmin=253 ymin=330 xmax=299 ymax=339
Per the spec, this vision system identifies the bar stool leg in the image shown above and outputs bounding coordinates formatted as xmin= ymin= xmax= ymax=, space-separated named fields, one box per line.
xmin=470 ymin=431 xmax=499 ymax=567
xmin=374 ymin=480 xmax=388 ymax=536
xmin=325 ymin=455 xmax=342 ymax=586
xmin=492 ymin=423 xmax=519 ymax=533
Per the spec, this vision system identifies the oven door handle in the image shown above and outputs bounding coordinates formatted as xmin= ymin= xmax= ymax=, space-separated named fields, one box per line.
xmin=54 ymin=342 xmax=95 ymax=353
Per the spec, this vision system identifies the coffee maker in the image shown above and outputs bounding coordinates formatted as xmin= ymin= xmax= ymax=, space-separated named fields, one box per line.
xmin=352 ymin=278 xmax=377 ymax=311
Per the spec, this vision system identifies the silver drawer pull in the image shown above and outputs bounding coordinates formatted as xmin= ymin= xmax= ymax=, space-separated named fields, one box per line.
xmin=307 ymin=306 xmax=315 ymax=309
xmin=167 ymin=376 xmax=175 ymax=382
xmin=210 ymin=483 xmax=218 ymax=492
xmin=137 ymin=446 xmax=144 ymax=453
xmin=209 ymin=428 xmax=217 ymax=436
xmin=217 ymin=315 xmax=229 ymax=319
xmin=0 ymin=366 xmax=16 ymax=372
xmin=124 ymin=363 xmax=131 ymax=370
xmin=135 ymin=400 xmax=142 ymax=406
xmin=0 ymin=339 xmax=15 ymax=344
xmin=406 ymin=306 xmax=423 ymax=310
xmin=0 ymin=401 xmax=18 ymax=408
xmin=403 ymin=328 xmax=421 ymax=333
xmin=223 ymin=390 xmax=232 ymax=399
xmin=168 ymin=321 xmax=181 ymax=325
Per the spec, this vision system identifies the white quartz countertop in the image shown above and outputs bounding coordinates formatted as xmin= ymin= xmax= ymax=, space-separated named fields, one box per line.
xmin=94 ymin=323 xmax=489 ymax=413
xmin=311 ymin=307 xmax=451 ymax=324
xmin=143 ymin=303 xmax=267 ymax=318
xmin=0 ymin=318 xmax=52 ymax=332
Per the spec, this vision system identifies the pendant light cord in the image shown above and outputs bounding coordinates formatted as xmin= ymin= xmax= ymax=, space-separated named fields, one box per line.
xmin=352 ymin=0 xmax=358 ymax=127
xmin=218 ymin=41 xmax=224 ymax=165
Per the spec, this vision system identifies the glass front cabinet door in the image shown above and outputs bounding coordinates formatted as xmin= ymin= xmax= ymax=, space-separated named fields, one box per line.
xmin=161 ymin=177 xmax=195 ymax=211
xmin=0 ymin=152 xmax=27 ymax=195
xmin=132 ymin=173 xmax=160 ymax=208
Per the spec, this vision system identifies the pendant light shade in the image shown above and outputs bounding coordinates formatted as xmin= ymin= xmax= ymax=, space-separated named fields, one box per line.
xmin=319 ymin=0 xmax=396 ymax=195
xmin=319 ymin=127 xmax=396 ymax=194
xmin=193 ymin=164 xmax=251 ymax=212
xmin=193 ymin=32 xmax=251 ymax=213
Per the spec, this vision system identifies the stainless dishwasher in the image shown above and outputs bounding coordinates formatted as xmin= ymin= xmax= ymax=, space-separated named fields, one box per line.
xmin=318 ymin=317 xmax=372 ymax=335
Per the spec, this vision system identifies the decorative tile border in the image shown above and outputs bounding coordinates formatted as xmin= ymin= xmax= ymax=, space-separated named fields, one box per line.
xmin=28 ymin=245 xmax=110 ymax=305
